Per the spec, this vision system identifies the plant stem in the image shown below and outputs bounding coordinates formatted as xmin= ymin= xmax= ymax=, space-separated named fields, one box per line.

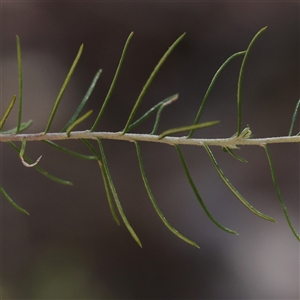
xmin=1 ymin=131 xmax=300 ymax=148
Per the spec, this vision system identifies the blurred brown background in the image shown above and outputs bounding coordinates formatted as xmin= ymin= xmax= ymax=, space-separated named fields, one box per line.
xmin=1 ymin=1 xmax=299 ymax=299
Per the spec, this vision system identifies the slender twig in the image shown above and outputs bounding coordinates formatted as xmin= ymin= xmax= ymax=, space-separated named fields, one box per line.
xmin=1 ymin=131 xmax=300 ymax=147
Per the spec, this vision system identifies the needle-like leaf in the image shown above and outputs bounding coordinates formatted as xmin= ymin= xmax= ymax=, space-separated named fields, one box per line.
xmin=97 ymin=139 xmax=142 ymax=247
xmin=203 ymin=143 xmax=276 ymax=222
xmin=66 ymin=110 xmax=93 ymax=137
xmin=44 ymin=44 xmax=84 ymax=134
xmin=0 ymin=95 xmax=16 ymax=131
xmin=61 ymin=69 xmax=102 ymax=132
xmin=122 ymin=33 xmax=186 ymax=134
xmin=98 ymin=160 xmax=120 ymax=226
xmin=237 ymin=27 xmax=267 ymax=136
xmin=43 ymin=141 xmax=96 ymax=160
xmin=135 ymin=141 xmax=200 ymax=248
xmin=222 ymin=147 xmax=247 ymax=163
xmin=288 ymin=99 xmax=300 ymax=136
xmin=16 ymin=36 xmax=23 ymax=134
xmin=264 ymin=145 xmax=300 ymax=241
xmin=0 ymin=185 xmax=29 ymax=215
xmin=0 ymin=120 xmax=33 ymax=134
xmin=81 ymin=139 xmax=120 ymax=225
xmin=175 ymin=144 xmax=238 ymax=235
xmin=188 ymin=51 xmax=246 ymax=138
xmin=81 ymin=139 xmax=101 ymax=160
xmin=90 ymin=33 xmax=134 ymax=131
xmin=158 ymin=121 xmax=219 ymax=140
xmin=127 ymin=94 xmax=178 ymax=133
xmin=150 ymin=94 xmax=178 ymax=135
xmin=8 ymin=141 xmax=72 ymax=186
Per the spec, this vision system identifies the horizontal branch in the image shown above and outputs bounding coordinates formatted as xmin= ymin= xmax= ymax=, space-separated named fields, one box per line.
xmin=1 ymin=131 xmax=300 ymax=148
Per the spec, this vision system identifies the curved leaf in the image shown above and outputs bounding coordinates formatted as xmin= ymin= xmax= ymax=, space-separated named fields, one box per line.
xmin=135 ymin=141 xmax=200 ymax=248
xmin=188 ymin=51 xmax=246 ymax=138
xmin=264 ymin=145 xmax=300 ymax=241
xmin=127 ymin=94 xmax=178 ymax=133
xmin=97 ymin=139 xmax=142 ymax=247
xmin=122 ymin=33 xmax=186 ymax=134
xmin=44 ymin=140 xmax=96 ymax=160
xmin=0 ymin=185 xmax=29 ymax=215
xmin=237 ymin=27 xmax=267 ymax=136
xmin=8 ymin=141 xmax=72 ymax=186
xmin=203 ymin=143 xmax=276 ymax=222
xmin=222 ymin=147 xmax=247 ymax=163
xmin=81 ymin=139 xmax=120 ymax=225
xmin=97 ymin=160 xmax=120 ymax=226
xmin=175 ymin=144 xmax=238 ymax=235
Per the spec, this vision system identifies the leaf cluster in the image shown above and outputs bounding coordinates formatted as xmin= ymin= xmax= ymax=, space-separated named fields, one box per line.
xmin=1 ymin=28 xmax=299 ymax=248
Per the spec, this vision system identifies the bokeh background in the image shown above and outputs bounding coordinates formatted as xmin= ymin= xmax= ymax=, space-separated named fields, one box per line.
xmin=1 ymin=1 xmax=299 ymax=299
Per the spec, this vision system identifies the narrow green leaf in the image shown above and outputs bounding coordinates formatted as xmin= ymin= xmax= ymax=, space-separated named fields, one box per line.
xmin=43 ymin=140 xmax=96 ymax=160
xmin=81 ymin=139 xmax=120 ymax=224
xmin=0 ymin=120 xmax=33 ymax=134
xmin=44 ymin=44 xmax=84 ymax=134
xmin=175 ymin=144 xmax=238 ymax=235
xmin=97 ymin=160 xmax=120 ymax=226
xmin=0 ymin=185 xmax=29 ymax=215
xmin=188 ymin=51 xmax=246 ymax=138
xmin=66 ymin=110 xmax=93 ymax=137
xmin=150 ymin=94 xmax=178 ymax=135
xmin=222 ymin=147 xmax=247 ymax=163
xmin=127 ymin=94 xmax=178 ymax=133
xmin=97 ymin=139 xmax=142 ymax=247
xmin=61 ymin=69 xmax=102 ymax=132
xmin=158 ymin=121 xmax=219 ymax=140
xmin=264 ymin=145 xmax=300 ymax=241
xmin=0 ymin=95 xmax=17 ymax=131
xmin=203 ymin=143 xmax=276 ymax=222
xmin=8 ymin=141 xmax=72 ymax=186
xmin=122 ymin=33 xmax=186 ymax=134
xmin=16 ymin=36 xmax=23 ymax=134
xmin=288 ymin=99 xmax=300 ymax=136
xmin=81 ymin=139 xmax=101 ymax=160
xmin=90 ymin=33 xmax=134 ymax=131
xmin=135 ymin=141 xmax=200 ymax=248
xmin=237 ymin=27 xmax=267 ymax=136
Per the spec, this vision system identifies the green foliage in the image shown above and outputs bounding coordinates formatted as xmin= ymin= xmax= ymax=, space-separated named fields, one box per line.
xmin=0 ymin=28 xmax=299 ymax=248
xmin=44 ymin=44 xmax=84 ymax=134
xmin=136 ymin=141 xmax=200 ymax=248
xmin=175 ymin=144 xmax=238 ymax=236
xmin=122 ymin=33 xmax=186 ymax=134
